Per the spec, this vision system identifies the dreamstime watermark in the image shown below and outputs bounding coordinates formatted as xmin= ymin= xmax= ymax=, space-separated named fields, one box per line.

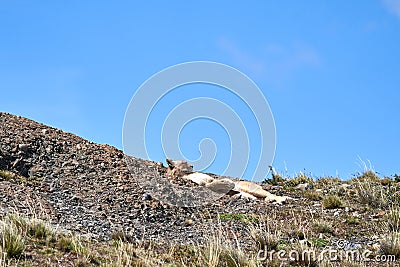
xmin=256 ymin=248 xmax=395 ymax=263
xmin=122 ymin=61 xmax=276 ymax=207
xmin=256 ymin=239 xmax=396 ymax=263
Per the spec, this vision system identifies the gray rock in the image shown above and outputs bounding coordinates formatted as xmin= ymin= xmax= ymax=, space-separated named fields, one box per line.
xmin=18 ymin=144 xmax=29 ymax=152
xmin=296 ymin=183 xmax=313 ymax=191
xmin=142 ymin=193 xmax=152 ymax=201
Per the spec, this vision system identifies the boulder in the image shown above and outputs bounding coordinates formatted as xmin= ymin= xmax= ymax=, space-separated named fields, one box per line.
xmin=296 ymin=183 xmax=313 ymax=191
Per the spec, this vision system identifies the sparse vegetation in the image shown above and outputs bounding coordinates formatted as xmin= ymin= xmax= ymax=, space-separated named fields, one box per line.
xmin=195 ymin=225 xmax=253 ymax=267
xmin=380 ymin=232 xmax=400 ymax=258
xmin=307 ymin=237 xmax=330 ymax=248
xmin=249 ymin=224 xmax=282 ymax=251
xmin=1 ymin=194 xmax=400 ymax=266
xmin=385 ymin=206 xmax=400 ymax=232
xmin=0 ymin=220 xmax=25 ymax=259
xmin=1 ymin=113 xmax=400 ymax=266
xmin=315 ymin=176 xmax=342 ymax=188
xmin=28 ymin=219 xmax=54 ymax=239
xmin=345 ymin=216 xmax=360 ymax=225
xmin=381 ymin=177 xmax=393 ymax=186
xmin=1 ymin=168 xmax=399 ymax=266
xmin=303 ymin=189 xmax=322 ymax=201
xmin=218 ymin=213 xmax=259 ymax=224
xmin=0 ymin=170 xmax=26 ymax=183
xmin=351 ymin=171 xmax=399 ymax=208
xmin=57 ymin=235 xmax=75 ymax=252
xmin=0 ymin=169 xmax=43 ymax=186
xmin=285 ymin=172 xmax=313 ymax=187
xmin=322 ymin=194 xmax=343 ymax=209
xmin=312 ymin=220 xmax=333 ymax=234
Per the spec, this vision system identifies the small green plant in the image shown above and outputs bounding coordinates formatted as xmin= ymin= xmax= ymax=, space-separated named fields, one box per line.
xmin=28 ymin=219 xmax=53 ymax=239
xmin=322 ymin=195 xmax=343 ymax=209
xmin=57 ymin=236 xmax=75 ymax=252
xmin=0 ymin=222 xmax=25 ymax=259
xmin=0 ymin=170 xmax=26 ymax=183
xmin=303 ymin=190 xmax=322 ymax=201
xmin=308 ymin=237 xmax=330 ymax=248
xmin=345 ymin=216 xmax=360 ymax=225
xmin=312 ymin=220 xmax=333 ymax=234
xmin=218 ymin=213 xmax=259 ymax=224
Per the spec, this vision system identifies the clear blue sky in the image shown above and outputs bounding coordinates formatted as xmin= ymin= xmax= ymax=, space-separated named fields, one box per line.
xmin=1 ymin=1 xmax=399 ymax=180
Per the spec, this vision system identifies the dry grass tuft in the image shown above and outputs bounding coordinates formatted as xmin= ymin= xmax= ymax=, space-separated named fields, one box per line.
xmin=0 ymin=170 xmax=26 ymax=183
xmin=351 ymin=171 xmax=399 ymax=209
xmin=312 ymin=220 xmax=333 ymax=234
xmin=286 ymin=172 xmax=313 ymax=187
xmin=380 ymin=232 xmax=400 ymax=258
xmin=385 ymin=206 xmax=400 ymax=232
xmin=0 ymin=220 xmax=25 ymax=259
xmin=322 ymin=195 xmax=343 ymax=209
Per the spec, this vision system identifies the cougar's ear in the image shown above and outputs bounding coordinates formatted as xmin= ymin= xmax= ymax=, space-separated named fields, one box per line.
xmin=166 ymin=158 xmax=174 ymax=169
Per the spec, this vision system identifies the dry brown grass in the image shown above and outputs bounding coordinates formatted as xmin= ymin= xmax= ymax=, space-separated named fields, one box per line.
xmin=322 ymin=195 xmax=343 ymax=209
xmin=1 ymin=169 xmax=400 ymax=266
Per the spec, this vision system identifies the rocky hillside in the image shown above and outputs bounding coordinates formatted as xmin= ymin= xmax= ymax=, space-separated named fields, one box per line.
xmin=1 ymin=112 xmax=399 ymax=266
xmin=0 ymin=112 xmax=285 ymax=243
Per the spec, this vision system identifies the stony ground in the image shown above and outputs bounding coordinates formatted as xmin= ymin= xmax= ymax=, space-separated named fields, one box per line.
xmin=1 ymin=112 xmax=399 ymax=266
